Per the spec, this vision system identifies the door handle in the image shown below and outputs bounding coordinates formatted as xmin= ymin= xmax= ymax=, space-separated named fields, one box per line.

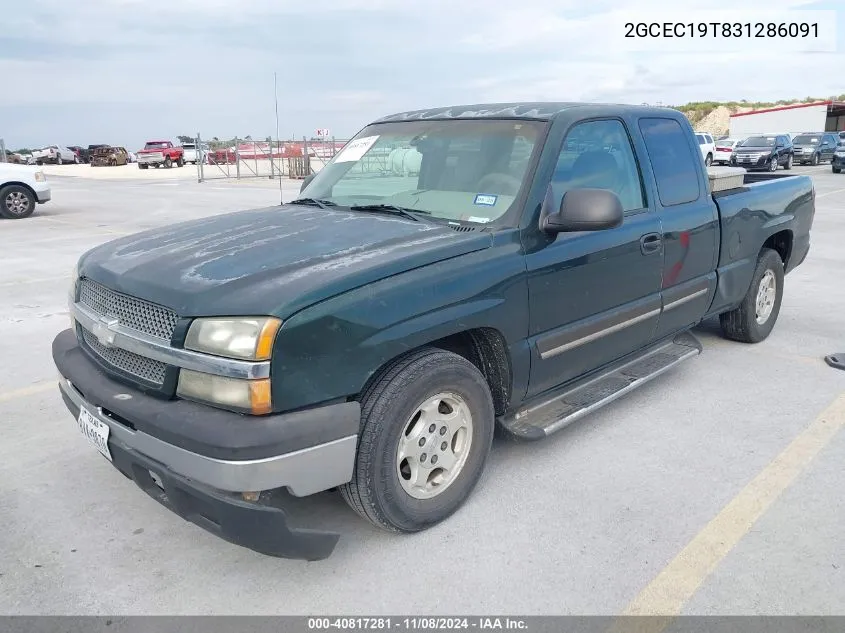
xmin=640 ymin=233 xmax=662 ymax=255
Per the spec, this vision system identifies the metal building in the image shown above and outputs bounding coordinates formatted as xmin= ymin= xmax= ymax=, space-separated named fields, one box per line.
xmin=729 ymin=101 xmax=845 ymax=140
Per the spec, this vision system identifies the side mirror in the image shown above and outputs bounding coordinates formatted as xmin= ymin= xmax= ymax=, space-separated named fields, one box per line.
xmin=542 ymin=188 xmax=624 ymax=234
xmin=300 ymin=172 xmax=316 ymax=193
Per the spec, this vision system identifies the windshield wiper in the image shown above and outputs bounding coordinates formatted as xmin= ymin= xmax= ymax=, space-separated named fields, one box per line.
xmin=349 ymin=204 xmax=431 ymax=222
xmin=289 ymin=197 xmax=337 ymax=209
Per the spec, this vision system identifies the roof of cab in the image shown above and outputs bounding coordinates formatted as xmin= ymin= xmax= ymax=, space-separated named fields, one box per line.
xmin=372 ymin=102 xmax=678 ymax=123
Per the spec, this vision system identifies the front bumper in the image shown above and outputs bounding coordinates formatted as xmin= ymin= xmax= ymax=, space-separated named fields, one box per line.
xmin=137 ymin=153 xmax=164 ymax=164
xmin=35 ymin=186 xmax=51 ymax=203
xmin=53 ymin=329 xmax=360 ymax=560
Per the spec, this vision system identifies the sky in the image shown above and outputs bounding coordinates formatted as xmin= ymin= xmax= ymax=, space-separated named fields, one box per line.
xmin=2 ymin=0 xmax=843 ymax=150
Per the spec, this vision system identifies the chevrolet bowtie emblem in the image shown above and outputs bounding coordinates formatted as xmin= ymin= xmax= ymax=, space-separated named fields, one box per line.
xmin=93 ymin=316 xmax=119 ymax=347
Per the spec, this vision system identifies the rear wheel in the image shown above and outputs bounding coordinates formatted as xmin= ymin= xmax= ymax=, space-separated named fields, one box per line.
xmin=784 ymin=154 xmax=793 ymax=170
xmin=719 ymin=248 xmax=784 ymax=343
xmin=0 ymin=185 xmax=36 ymax=219
xmin=340 ymin=348 xmax=495 ymax=532
xmin=139 ymin=163 xmax=148 ymax=169
xmin=705 ymin=153 xmax=713 ymax=167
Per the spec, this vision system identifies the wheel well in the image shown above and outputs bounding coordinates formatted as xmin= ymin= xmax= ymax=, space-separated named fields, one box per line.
xmin=359 ymin=328 xmax=513 ymax=416
xmin=0 ymin=181 xmax=38 ymax=201
xmin=762 ymin=230 xmax=793 ymax=267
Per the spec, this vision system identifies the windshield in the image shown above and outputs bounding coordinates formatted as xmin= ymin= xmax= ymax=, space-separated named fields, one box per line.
xmin=299 ymin=119 xmax=544 ymax=225
xmin=741 ymin=136 xmax=776 ymax=147
xmin=144 ymin=142 xmax=169 ymax=150
xmin=792 ymin=135 xmax=819 ymax=145
xmin=94 ymin=147 xmax=114 ymax=155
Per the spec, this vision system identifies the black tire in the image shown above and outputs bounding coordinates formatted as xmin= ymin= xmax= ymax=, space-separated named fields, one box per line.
xmin=834 ymin=166 xmax=842 ymax=174
xmin=784 ymin=154 xmax=793 ymax=170
xmin=705 ymin=153 xmax=712 ymax=167
xmin=176 ymin=157 xmax=184 ymax=167
xmin=769 ymin=156 xmax=778 ymax=171
xmin=812 ymin=152 xmax=820 ymax=166
xmin=339 ymin=348 xmax=495 ymax=533
xmin=719 ymin=248 xmax=785 ymax=344
xmin=164 ymin=156 xmax=172 ymax=168
xmin=0 ymin=184 xmax=36 ymax=219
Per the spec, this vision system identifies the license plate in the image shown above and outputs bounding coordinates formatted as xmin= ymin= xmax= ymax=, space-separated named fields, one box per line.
xmin=77 ymin=406 xmax=112 ymax=462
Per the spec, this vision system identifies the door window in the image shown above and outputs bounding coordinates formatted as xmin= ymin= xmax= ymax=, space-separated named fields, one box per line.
xmin=551 ymin=119 xmax=646 ymax=213
xmin=638 ymin=118 xmax=701 ymax=207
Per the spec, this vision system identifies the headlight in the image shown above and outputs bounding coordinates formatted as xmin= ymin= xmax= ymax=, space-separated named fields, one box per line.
xmin=177 ymin=370 xmax=272 ymax=415
xmin=34 ymin=171 xmax=46 ymax=182
xmin=184 ymin=316 xmax=282 ymax=360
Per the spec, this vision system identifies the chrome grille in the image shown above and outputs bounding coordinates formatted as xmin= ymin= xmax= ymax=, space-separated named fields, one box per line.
xmin=79 ymin=278 xmax=177 ymax=341
xmin=80 ymin=327 xmax=168 ymax=385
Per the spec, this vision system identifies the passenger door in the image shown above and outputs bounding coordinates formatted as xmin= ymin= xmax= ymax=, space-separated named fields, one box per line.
xmin=525 ymin=118 xmax=664 ymax=398
xmin=636 ymin=117 xmax=719 ymax=340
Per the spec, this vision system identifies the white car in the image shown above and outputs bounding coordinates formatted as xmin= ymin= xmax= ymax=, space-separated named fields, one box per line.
xmin=0 ymin=163 xmax=51 ymax=219
xmin=181 ymin=142 xmax=209 ymax=164
xmin=32 ymin=145 xmax=78 ymax=165
xmin=713 ymin=138 xmax=742 ymax=165
xmin=695 ymin=132 xmax=716 ymax=166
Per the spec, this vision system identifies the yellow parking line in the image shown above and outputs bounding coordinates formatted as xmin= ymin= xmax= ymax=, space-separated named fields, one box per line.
xmin=612 ymin=390 xmax=845 ymax=632
xmin=0 ymin=381 xmax=56 ymax=403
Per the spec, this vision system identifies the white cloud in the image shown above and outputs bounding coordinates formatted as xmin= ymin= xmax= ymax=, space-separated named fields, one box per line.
xmin=2 ymin=0 xmax=842 ymax=148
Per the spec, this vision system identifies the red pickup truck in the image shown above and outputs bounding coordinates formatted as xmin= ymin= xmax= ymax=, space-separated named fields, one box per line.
xmin=136 ymin=140 xmax=184 ymax=169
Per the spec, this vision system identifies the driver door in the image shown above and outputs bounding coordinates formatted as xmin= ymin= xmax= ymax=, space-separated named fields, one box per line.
xmin=525 ymin=118 xmax=663 ymax=398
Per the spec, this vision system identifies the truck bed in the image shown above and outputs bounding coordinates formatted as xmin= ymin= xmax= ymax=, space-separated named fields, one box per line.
xmin=706 ymin=171 xmax=815 ymax=318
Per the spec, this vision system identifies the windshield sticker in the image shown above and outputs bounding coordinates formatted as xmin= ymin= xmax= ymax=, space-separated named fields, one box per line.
xmin=334 ymin=135 xmax=379 ymax=163
xmin=466 ymin=216 xmax=491 ymax=223
xmin=474 ymin=194 xmax=498 ymax=206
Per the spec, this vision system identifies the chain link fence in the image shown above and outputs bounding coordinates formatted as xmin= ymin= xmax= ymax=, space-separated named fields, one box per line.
xmin=194 ymin=135 xmax=349 ymax=183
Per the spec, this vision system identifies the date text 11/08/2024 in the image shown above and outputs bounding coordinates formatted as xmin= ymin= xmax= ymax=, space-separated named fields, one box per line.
xmin=625 ymin=22 xmax=819 ymax=38
xmin=308 ymin=618 xmax=528 ymax=630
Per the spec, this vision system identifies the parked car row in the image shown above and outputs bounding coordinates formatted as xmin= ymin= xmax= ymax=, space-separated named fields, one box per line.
xmin=699 ymin=130 xmax=845 ymax=172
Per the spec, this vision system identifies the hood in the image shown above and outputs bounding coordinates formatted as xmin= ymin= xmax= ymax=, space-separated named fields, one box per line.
xmin=0 ymin=163 xmax=39 ymax=176
xmin=79 ymin=204 xmax=491 ymax=318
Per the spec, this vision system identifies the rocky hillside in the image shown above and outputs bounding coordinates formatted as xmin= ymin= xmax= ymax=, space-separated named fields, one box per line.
xmin=674 ymin=96 xmax=845 ymax=136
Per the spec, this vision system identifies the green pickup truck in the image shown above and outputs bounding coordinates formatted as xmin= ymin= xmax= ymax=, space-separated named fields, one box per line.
xmin=53 ymin=102 xmax=815 ymax=560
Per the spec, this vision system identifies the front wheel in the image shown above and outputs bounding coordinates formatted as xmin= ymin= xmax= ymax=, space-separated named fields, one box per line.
xmin=719 ymin=248 xmax=784 ymax=343
xmin=340 ymin=348 xmax=495 ymax=533
xmin=164 ymin=156 xmax=172 ymax=168
xmin=834 ymin=166 xmax=842 ymax=174
xmin=784 ymin=154 xmax=793 ymax=170
xmin=176 ymin=157 xmax=184 ymax=167
xmin=769 ymin=156 xmax=779 ymax=171
xmin=0 ymin=184 xmax=36 ymax=219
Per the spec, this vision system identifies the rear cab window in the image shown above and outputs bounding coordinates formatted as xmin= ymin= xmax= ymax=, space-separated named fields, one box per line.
xmin=638 ymin=118 xmax=701 ymax=207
